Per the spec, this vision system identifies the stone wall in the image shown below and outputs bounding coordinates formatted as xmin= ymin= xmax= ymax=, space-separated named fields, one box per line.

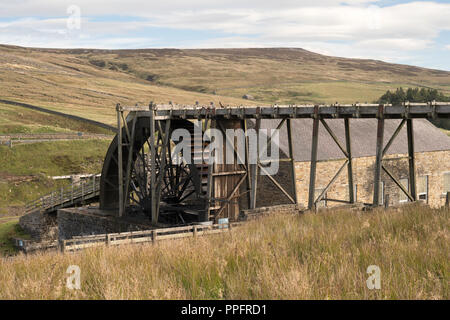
xmin=19 ymin=211 xmax=58 ymax=241
xmin=293 ymin=150 xmax=450 ymax=208
xmin=57 ymin=208 xmax=150 ymax=240
xmin=245 ymin=150 xmax=450 ymax=209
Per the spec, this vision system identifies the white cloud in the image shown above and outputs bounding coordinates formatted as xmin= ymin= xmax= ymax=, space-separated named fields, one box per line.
xmin=0 ymin=1 xmax=449 ymax=68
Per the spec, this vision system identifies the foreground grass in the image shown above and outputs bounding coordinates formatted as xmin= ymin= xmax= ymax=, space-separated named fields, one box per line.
xmin=0 ymin=204 xmax=447 ymax=299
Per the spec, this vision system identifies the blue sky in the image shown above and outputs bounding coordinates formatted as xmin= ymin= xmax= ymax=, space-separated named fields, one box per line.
xmin=0 ymin=1 xmax=449 ymax=70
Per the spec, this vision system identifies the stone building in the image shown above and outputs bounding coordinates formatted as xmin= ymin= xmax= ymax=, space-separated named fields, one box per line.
xmin=256 ymin=118 xmax=450 ymax=209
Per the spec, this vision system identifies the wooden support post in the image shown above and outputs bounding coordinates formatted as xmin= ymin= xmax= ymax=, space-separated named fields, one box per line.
xmin=193 ymin=225 xmax=198 ymax=237
xmin=204 ymin=120 xmax=215 ymax=222
xmin=124 ymin=114 xmax=137 ymax=213
xmin=250 ymin=118 xmax=260 ymax=209
xmin=373 ymin=105 xmax=385 ymax=206
xmin=117 ymin=104 xmax=124 ymax=217
xmin=155 ymin=119 xmax=171 ymax=215
xmin=242 ymin=119 xmax=252 ymax=208
xmin=446 ymin=192 xmax=450 ymax=207
xmin=60 ymin=240 xmax=66 ymax=253
xmin=287 ymin=119 xmax=298 ymax=205
xmin=150 ymin=107 xmax=157 ymax=225
xmin=152 ymin=230 xmax=157 ymax=243
xmin=308 ymin=105 xmax=320 ymax=210
xmin=344 ymin=118 xmax=354 ymax=203
xmin=407 ymin=119 xmax=417 ymax=201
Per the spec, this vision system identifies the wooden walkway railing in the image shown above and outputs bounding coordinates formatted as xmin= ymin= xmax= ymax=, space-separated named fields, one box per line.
xmin=60 ymin=222 xmax=240 ymax=252
xmin=25 ymin=175 xmax=100 ymax=214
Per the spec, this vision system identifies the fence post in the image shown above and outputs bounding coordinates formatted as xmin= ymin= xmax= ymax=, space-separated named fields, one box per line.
xmin=106 ymin=234 xmax=111 ymax=246
xmin=193 ymin=225 xmax=197 ymax=238
xmin=59 ymin=240 xmax=66 ymax=253
xmin=384 ymin=194 xmax=389 ymax=209
xmin=152 ymin=230 xmax=157 ymax=244
xmin=446 ymin=192 xmax=449 ymax=208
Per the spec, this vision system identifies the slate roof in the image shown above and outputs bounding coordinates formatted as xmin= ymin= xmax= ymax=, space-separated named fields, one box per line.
xmin=254 ymin=118 xmax=450 ymax=162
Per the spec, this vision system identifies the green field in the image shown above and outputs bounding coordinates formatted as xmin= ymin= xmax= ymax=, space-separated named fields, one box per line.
xmin=0 ymin=140 xmax=109 ymax=212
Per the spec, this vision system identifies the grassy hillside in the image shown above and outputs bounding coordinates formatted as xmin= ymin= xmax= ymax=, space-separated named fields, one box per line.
xmin=1 ymin=45 xmax=449 ymax=126
xmin=0 ymin=102 xmax=112 ymax=134
xmin=0 ymin=218 xmax=29 ymax=256
xmin=0 ymin=140 xmax=109 ymax=213
xmin=0 ymin=45 xmax=248 ymax=125
xmin=0 ymin=204 xmax=447 ymax=299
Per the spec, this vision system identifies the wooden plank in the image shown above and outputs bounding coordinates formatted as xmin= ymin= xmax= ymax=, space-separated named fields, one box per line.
xmin=407 ymin=119 xmax=417 ymax=201
xmin=373 ymin=105 xmax=384 ymax=206
xmin=308 ymin=105 xmax=320 ymax=209
xmin=344 ymin=118 xmax=354 ymax=203
xmin=117 ymin=105 xmax=124 ymax=217
xmin=287 ymin=119 xmax=298 ymax=204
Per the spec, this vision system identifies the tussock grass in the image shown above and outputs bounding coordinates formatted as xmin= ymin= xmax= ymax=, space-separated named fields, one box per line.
xmin=0 ymin=204 xmax=448 ymax=299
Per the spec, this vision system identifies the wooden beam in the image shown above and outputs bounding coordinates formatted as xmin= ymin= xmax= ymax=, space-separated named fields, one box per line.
xmin=407 ymin=119 xmax=417 ymax=201
xmin=320 ymin=119 xmax=349 ymax=158
xmin=116 ymin=105 xmax=124 ymax=217
xmin=287 ymin=119 xmax=298 ymax=204
xmin=243 ymin=119 xmax=252 ymax=208
xmin=373 ymin=105 xmax=385 ymax=206
xmin=382 ymin=165 xmax=414 ymax=202
xmin=204 ymin=120 xmax=215 ymax=221
xmin=250 ymin=119 xmax=260 ymax=209
xmin=155 ymin=119 xmax=171 ymax=215
xmin=149 ymin=108 xmax=157 ymax=225
xmin=315 ymin=159 xmax=348 ymax=204
xmin=308 ymin=105 xmax=320 ymax=210
xmin=213 ymin=173 xmax=247 ymax=220
xmin=258 ymin=164 xmax=296 ymax=204
xmin=124 ymin=114 xmax=137 ymax=212
xmin=382 ymin=119 xmax=406 ymax=156
xmin=344 ymin=118 xmax=354 ymax=203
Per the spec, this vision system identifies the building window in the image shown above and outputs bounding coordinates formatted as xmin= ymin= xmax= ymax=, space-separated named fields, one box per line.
xmin=418 ymin=175 xmax=428 ymax=202
xmin=315 ymin=188 xmax=327 ymax=208
xmin=444 ymin=172 xmax=450 ymax=195
xmin=399 ymin=178 xmax=409 ymax=203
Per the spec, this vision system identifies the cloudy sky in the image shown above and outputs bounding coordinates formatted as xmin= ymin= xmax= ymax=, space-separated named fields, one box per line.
xmin=0 ymin=0 xmax=449 ymax=70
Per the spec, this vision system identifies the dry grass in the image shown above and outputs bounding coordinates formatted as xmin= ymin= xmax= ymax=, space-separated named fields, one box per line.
xmin=0 ymin=204 xmax=448 ymax=300
xmin=1 ymin=46 xmax=449 ymax=126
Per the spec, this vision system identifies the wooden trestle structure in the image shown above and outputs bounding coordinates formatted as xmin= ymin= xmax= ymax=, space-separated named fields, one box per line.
xmin=98 ymin=102 xmax=450 ymax=227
